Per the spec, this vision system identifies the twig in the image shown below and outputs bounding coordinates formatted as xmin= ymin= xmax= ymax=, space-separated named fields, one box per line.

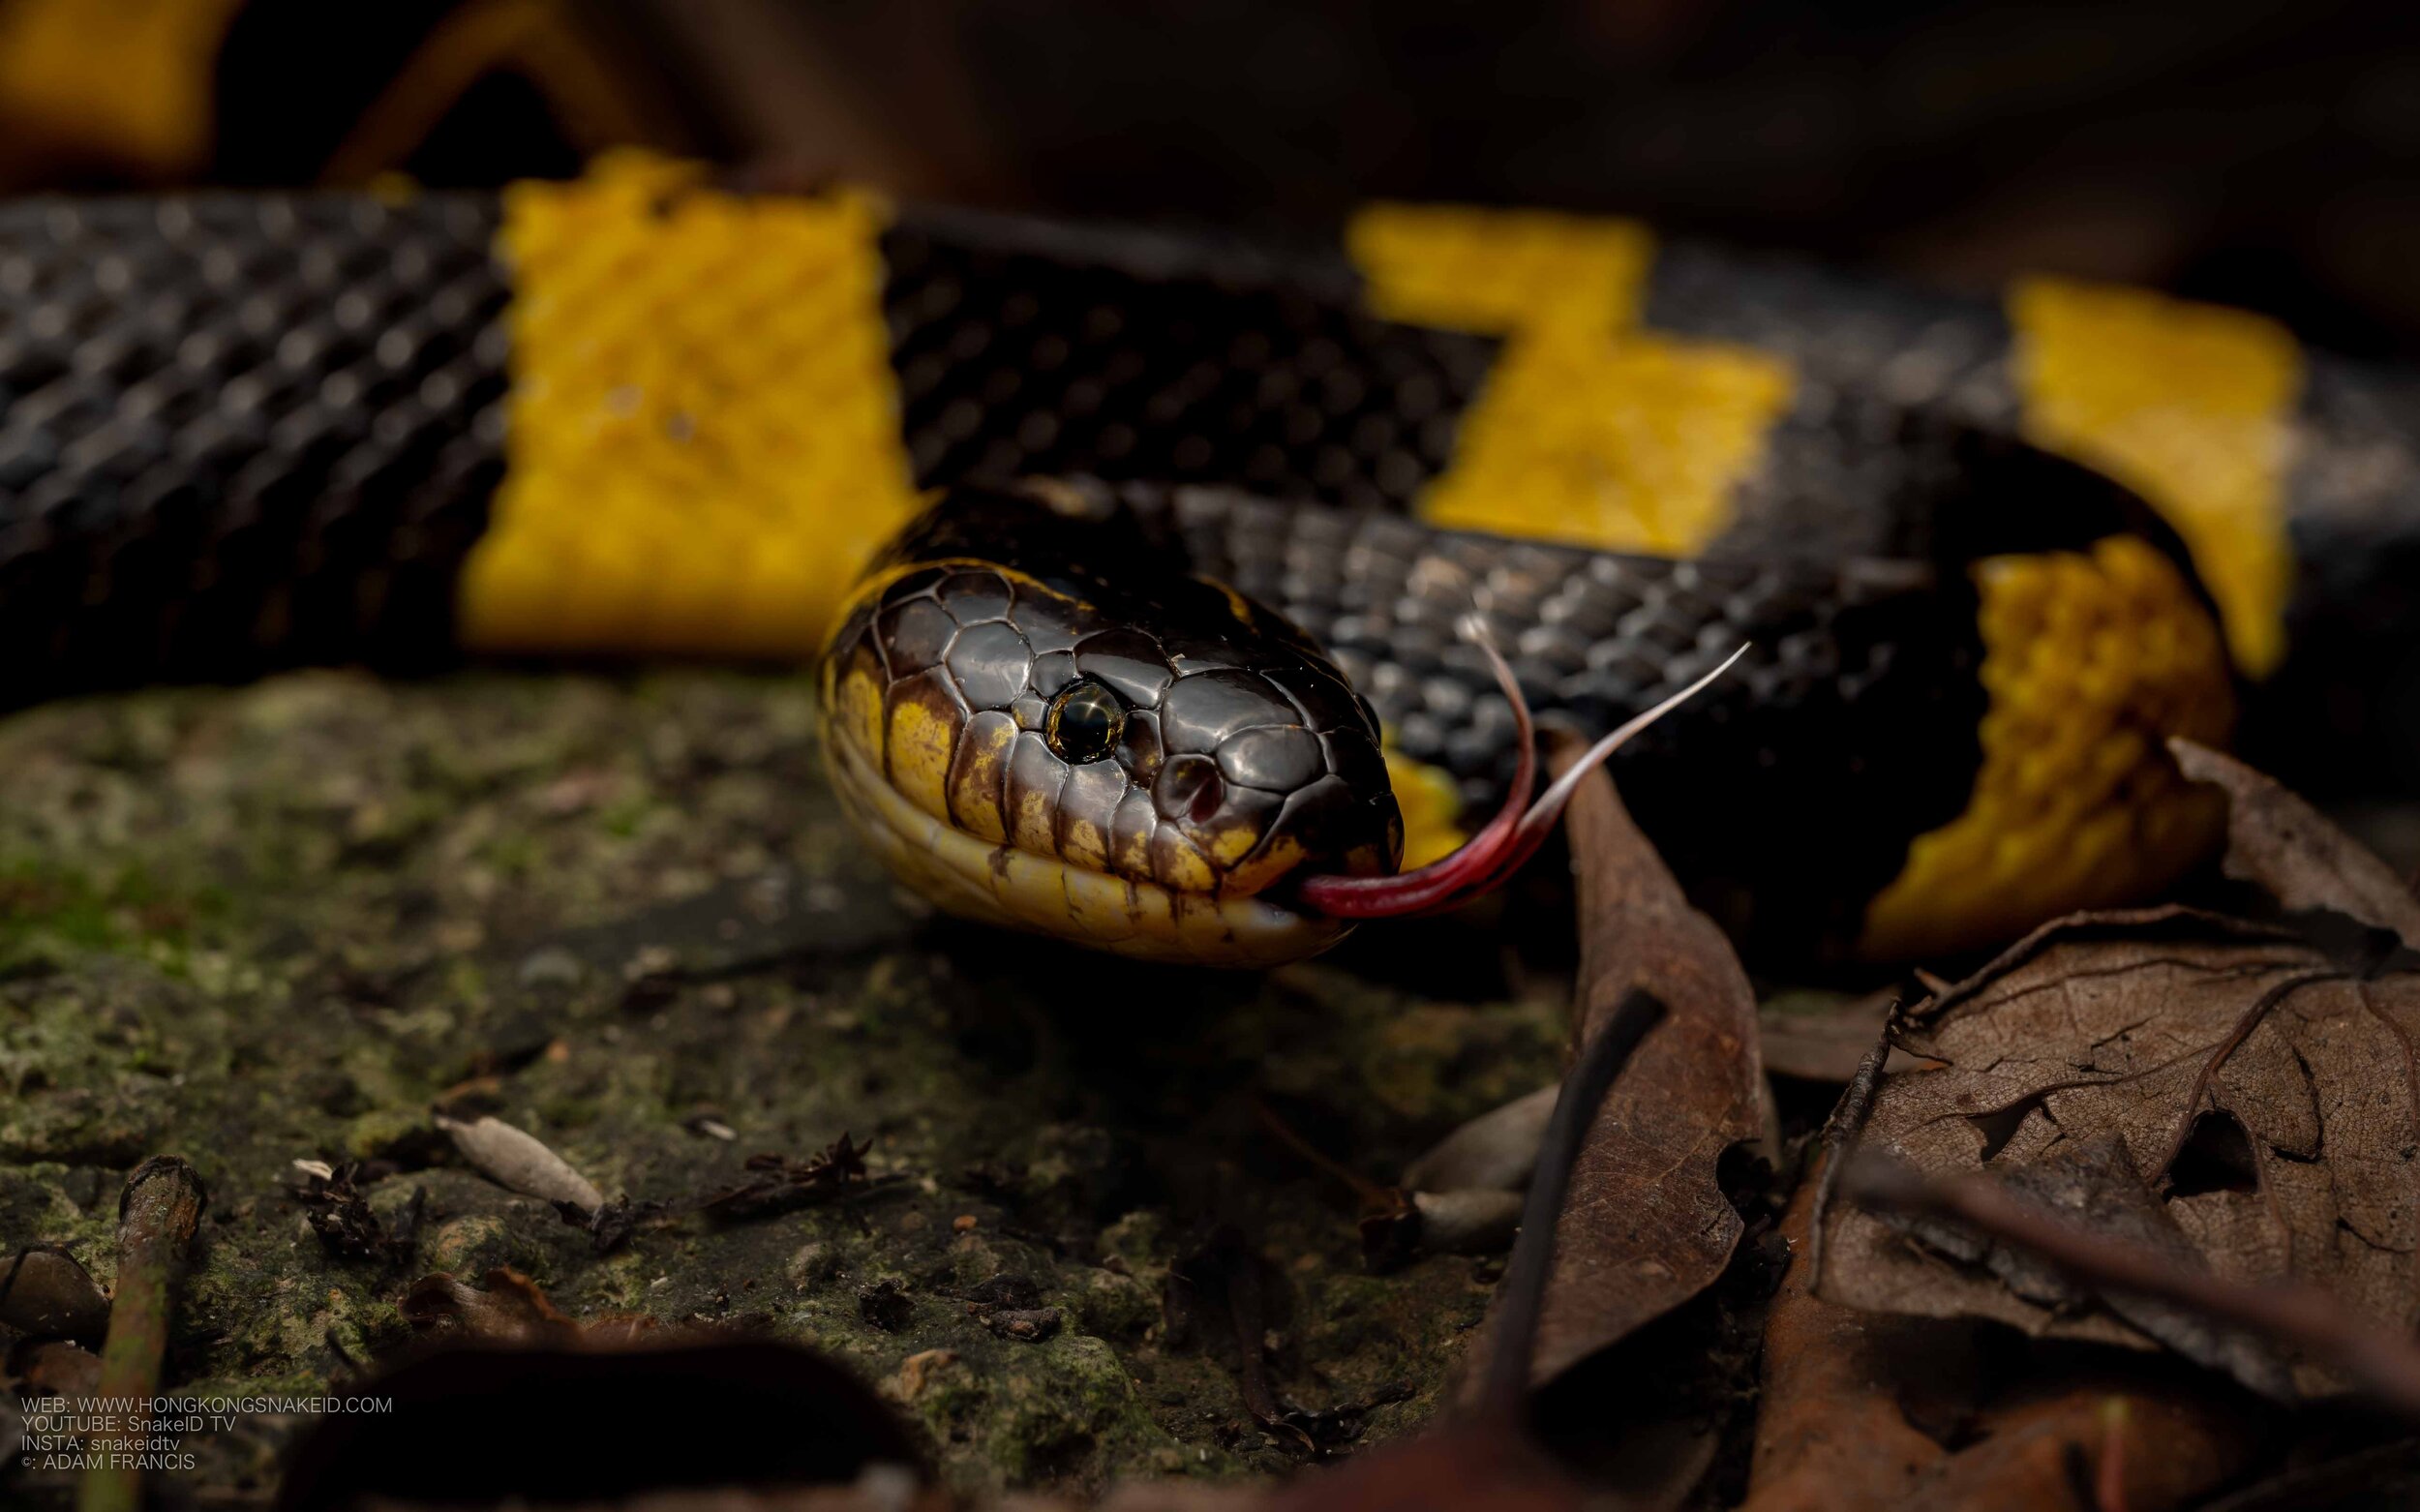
xmin=1254 ymin=1098 xmax=1432 ymax=1271
xmin=1805 ymin=1027 xmax=1891 ymax=1289
xmin=1839 ymin=1152 xmax=2420 ymax=1418
xmin=83 ymin=1157 xmax=208 ymax=1512
xmin=1252 ymin=1098 xmax=1393 ymax=1207
xmin=1223 ymin=1240 xmax=1316 ymax=1457
xmin=1479 ymin=985 xmax=1668 ymax=1414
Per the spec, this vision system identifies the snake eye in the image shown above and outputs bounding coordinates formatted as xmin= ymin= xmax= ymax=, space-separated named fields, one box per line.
xmin=1044 ymin=679 xmax=1126 ymax=764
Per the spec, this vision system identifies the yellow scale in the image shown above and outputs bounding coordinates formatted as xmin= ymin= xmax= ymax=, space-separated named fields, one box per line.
xmin=457 ymin=152 xmax=2296 ymax=957
xmin=460 ymin=152 xmax=923 ymax=661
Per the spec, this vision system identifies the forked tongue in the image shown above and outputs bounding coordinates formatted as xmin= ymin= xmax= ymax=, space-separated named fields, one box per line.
xmin=1296 ymin=631 xmax=1749 ymax=920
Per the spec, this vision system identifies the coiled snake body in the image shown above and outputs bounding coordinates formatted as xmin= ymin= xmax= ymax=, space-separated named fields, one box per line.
xmin=1 ymin=157 xmax=2413 ymax=963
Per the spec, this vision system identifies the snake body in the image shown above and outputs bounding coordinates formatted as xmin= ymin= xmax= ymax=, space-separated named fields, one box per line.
xmin=0 ymin=163 xmax=2411 ymax=962
xmin=825 ymin=477 xmax=1992 ymax=961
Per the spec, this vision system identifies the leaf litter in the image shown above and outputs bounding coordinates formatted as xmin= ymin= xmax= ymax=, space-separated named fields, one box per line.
xmin=1821 ymin=740 xmax=2420 ymax=1406
xmin=1458 ymin=738 xmax=1771 ymax=1397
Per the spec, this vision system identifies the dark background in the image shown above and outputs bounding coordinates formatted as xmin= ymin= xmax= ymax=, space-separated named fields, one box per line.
xmin=164 ymin=0 xmax=2420 ymax=362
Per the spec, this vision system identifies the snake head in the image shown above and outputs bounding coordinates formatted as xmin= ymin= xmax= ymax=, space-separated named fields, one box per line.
xmin=817 ymin=487 xmax=1404 ymax=965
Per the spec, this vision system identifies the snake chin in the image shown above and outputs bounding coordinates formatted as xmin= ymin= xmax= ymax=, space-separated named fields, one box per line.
xmin=825 ymin=732 xmax=1355 ymax=968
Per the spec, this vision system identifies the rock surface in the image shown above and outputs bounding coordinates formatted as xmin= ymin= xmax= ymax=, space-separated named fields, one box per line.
xmin=0 ymin=669 xmax=1562 ymax=1503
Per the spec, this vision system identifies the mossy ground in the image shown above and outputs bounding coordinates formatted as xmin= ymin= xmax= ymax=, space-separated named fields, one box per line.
xmin=0 ymin=669 xmax=1565 ymax=1503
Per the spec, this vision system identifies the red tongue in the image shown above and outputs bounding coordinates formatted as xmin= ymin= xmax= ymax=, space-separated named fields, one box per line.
xmin=1296 ymin=639 xmax=1748 ymax=921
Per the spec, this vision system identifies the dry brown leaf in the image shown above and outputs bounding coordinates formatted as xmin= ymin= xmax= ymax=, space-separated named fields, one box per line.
xmin=5 ymin=1338 xmax=102 ymax=1396
xmin=1820 ymin=901 xmax=2420 ymax=1398
xmin=1742 ymin=1171 xmax=1959 ymax=1511
xmin=1893 ymin=1379 xmax=2256 ymax=1512
xmin=698 ymin=1134 xmax=877 ymax=1221
xmin=1752 ymin=1164 xmax=2261 ymax=1512
xmin=2173 ymin=738 xmax=2420 ymax=944
xmin=1820 ymin=752 xmax=2420 ymax=1400
xmin=400 ymin=1266 xmax=659 ymax=1347
xmin=0 ymin=1247 xmax=108 ymax=1340
xmin=1465 ymin=750 xmax=1767 ymax=1393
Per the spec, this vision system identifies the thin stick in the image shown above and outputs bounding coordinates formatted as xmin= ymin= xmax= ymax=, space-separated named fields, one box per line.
xmin=1806 ymin=1028 xmax=1891 ymax=1289
xmin=1480 ymin=986 xmax=1668 ymax=1414
xmin=1840 ymin=1153 xmax=2420 ymax=1419
xmin=1253 ymin=1098 xmax=1393 ymax=1206
xmin=82 ymin=1157 xmax=208 ymax=1512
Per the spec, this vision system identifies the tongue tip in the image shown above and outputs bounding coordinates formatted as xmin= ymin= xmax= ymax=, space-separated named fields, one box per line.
xmin=1295 ymin=641 xmax=1751 ymax=921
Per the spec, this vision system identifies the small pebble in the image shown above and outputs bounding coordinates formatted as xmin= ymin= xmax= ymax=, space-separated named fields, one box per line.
xmin=516 ymin=947 xmax=584 ymax=988
xmin=437 ymin=1113 xmax=605 ymax=1213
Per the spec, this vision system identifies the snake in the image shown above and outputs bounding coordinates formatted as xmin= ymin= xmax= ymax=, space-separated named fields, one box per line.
xmin=2 ymin=155 xmax=2415 ymax=966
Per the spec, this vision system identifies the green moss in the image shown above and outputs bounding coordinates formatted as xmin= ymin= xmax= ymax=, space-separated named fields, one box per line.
xmin=0 ymin=860 xmax=224 ymax=964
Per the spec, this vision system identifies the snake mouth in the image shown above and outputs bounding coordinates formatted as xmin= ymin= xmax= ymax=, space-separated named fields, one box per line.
xmin=824 ymin=731 xmax=1354 ymax=967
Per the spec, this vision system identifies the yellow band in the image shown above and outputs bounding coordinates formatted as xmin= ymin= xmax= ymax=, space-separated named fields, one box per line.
xmin=2010 ymin=277 xmax=2302 ymax=678
xmin=1348 ymin=201 xmax=1655 ymax=335
xmin=1346 ymin=201 xmax=1791 ymax=559
xmin=1858 ymin=536 xmax=2234 ymax=959
xmin=457 ymin=150 xmax=923 ymax=660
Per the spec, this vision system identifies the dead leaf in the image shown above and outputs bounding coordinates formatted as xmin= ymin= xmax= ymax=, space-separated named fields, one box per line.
xmin=400 ymin=1267 xmax=658 ymax=1348
xmin=1750 ymin=1164 xmax=2261 ymax=1512
xmin=5 ymin=1338 xmax=103 ymax=1396
xmin=1819 ymin=900 xmax=2420 ymax=1398
xmin=1898 ymin=1380 xmax=2255 ymax=1512
xmin=698 ymin=1134 xmax=881 ymax=1222
xmin=1743 ymin=1171 xmax=1963 ymax=1510
xmin=1253 ymin=1099 xmax=1505 ymax=1271
xmin=1115 ymin=877 xmax=1674 ymax=1512
xmin=286 ymin=1159 xmax=424 ymax=1265
xmin=2174 ymin=738 xmax=2420 ymax=945
xmin=1467 ymin=748 xmax=1767 ymax=1390
xmin=0 ymin=1246 xmax=108 ymax=1341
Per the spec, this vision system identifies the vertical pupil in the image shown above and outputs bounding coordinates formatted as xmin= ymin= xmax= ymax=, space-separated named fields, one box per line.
xmin=1048 ymin=680 xmax=1123 ymax=762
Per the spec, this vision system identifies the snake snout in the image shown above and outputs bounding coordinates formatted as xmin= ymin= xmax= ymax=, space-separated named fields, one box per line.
xmin=815 ymin=484 xmax=1413 ymax=964
xmin=1149 ymin=667 xmax=1402 ymax=897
